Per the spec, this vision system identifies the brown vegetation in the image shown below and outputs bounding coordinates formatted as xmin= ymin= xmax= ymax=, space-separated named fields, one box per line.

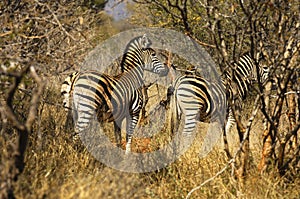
xmin=4 ymin=100 xmax=300 ymax=198
xmin=1 ymin=0 xmax=299 ymax=198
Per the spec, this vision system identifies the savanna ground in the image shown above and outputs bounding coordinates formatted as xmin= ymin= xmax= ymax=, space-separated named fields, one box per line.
xmin=4 ymin=82 xmax=299 ymax=199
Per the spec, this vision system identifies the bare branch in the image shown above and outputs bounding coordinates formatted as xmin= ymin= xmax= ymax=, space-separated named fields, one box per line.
xmin=34 ymin=0 xmax=77 ymax=41
xmin=25 ymin=66 xmax=45 ymax=131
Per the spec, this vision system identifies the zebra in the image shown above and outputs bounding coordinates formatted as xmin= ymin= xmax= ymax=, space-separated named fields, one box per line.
xmin=61 ymin=35 xmax=169 ymax=154
xmin=168 ymin=53 xmax=269 ymax=151
xmin=168 ymin=74 xmax=227 ymax=152
xmin=224 ymin=53 xmax=269 ymax=139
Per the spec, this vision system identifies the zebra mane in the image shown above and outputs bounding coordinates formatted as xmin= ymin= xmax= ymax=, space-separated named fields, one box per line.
xmin=121 ymin=35 xmax=152 ymax=72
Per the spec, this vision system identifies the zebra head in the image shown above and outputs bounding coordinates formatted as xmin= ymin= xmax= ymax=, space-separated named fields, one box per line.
xmin=258 ymin=64 xmax=270 ymax=85
xmin=255 ymin=52 xmax=270 ymax=85
xmin=141 ymin=47 xmax=169 ymax=77
xmin=121 ymin=34 xmax=169 ymax=76
xmin=140 ymin=35 xmax=169 ymax=76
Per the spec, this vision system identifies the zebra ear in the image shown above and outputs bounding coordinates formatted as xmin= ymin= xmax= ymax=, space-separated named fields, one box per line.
xmin=141 ymin=34 xmax=151 ymax=49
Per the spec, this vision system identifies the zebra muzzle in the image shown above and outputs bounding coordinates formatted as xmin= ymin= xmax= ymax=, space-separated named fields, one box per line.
xmin=159 ymin=67 xmax=169 ymax=77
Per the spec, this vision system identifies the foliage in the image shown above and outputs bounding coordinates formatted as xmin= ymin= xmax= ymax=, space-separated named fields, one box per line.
xmin=8 ymin=108 xmax=300 ymax=198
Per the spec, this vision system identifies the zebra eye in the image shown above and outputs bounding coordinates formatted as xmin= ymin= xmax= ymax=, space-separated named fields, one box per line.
xmin=151 ymin=52 xmax=156 ymax=56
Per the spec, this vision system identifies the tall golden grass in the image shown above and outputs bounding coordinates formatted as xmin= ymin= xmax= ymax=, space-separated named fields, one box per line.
xmin=8 ymin=83 xmax=299 ymax=199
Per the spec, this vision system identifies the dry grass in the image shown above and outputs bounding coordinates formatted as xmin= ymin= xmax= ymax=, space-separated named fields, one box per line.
xmin=5 ymin=84 xmax=299 ymax=199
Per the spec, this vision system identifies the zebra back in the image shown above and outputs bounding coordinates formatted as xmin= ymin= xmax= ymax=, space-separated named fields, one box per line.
xmin=224 ymin=53 xmax=269 ymax=104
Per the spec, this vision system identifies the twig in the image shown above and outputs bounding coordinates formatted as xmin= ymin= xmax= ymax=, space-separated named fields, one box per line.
xmin=34 ymin=0 xmax=76 ymax=41
xmin=186 ymin=159 xmax=234 ymax=199
xmin=0 ymin=30 xmax=13 ymax=37
xmin=188 ymin=34 xmax=216 ymax=48
xmin=0 ymin=66 xmax=30 ymax=131
xmin=25 ymin=66 xmax=45 ymax=131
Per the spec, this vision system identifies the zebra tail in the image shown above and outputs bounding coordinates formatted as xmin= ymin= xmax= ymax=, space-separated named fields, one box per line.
xmin=167 ymin=86 xmax=178 ymax=136
xmin=168 ymin=85 xmax=184 ymax=157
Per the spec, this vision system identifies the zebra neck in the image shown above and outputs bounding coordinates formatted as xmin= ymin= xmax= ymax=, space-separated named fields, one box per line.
xmin=121 ymin=50 xmax=144 ymax=72
xmin=222 ymin=72 xmax=250 ymax=99
xmin=121 ymin=66 xmax=144 ymax=87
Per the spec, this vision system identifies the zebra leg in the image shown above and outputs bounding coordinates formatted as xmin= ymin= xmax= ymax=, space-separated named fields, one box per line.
xmin=286 ymin=80 xmax=297 ymax=150
xmin=222 ymin=125 xmax=232 ymax=159
xmin=225 ymin=107 xmax=235 ymax=134
xmin=65 ymin=108 xmax=75 ymax=131
xmin=125 ymin=114 xmax=139 ymax=154
xmin=180 ymin=113 xmax=197 ymax=152
xmin=114 ymin=121 xmax=122 ymax=147
xmin=73 ymin=107 xmax=95 ymax=141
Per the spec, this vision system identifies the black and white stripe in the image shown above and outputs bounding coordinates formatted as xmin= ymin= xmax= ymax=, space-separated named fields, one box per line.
xmin=169 ymin=53 xmax=269 ymax=148
xmin=61 ymin=71 xmax=80 ymax=111
xmin=61 ymin=35 xmax=169 ymax=154
xmin=224 ymin=53 xmax=269 ymax=134
xmin=169 ymin=74 xmax=227 ymax=148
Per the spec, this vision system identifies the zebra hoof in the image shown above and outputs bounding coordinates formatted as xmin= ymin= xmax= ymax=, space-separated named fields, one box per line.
xmin=125 ymin=144 xmax=131 ymax=155
xmin=125 ymin=150 xmax=131 ymax=155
